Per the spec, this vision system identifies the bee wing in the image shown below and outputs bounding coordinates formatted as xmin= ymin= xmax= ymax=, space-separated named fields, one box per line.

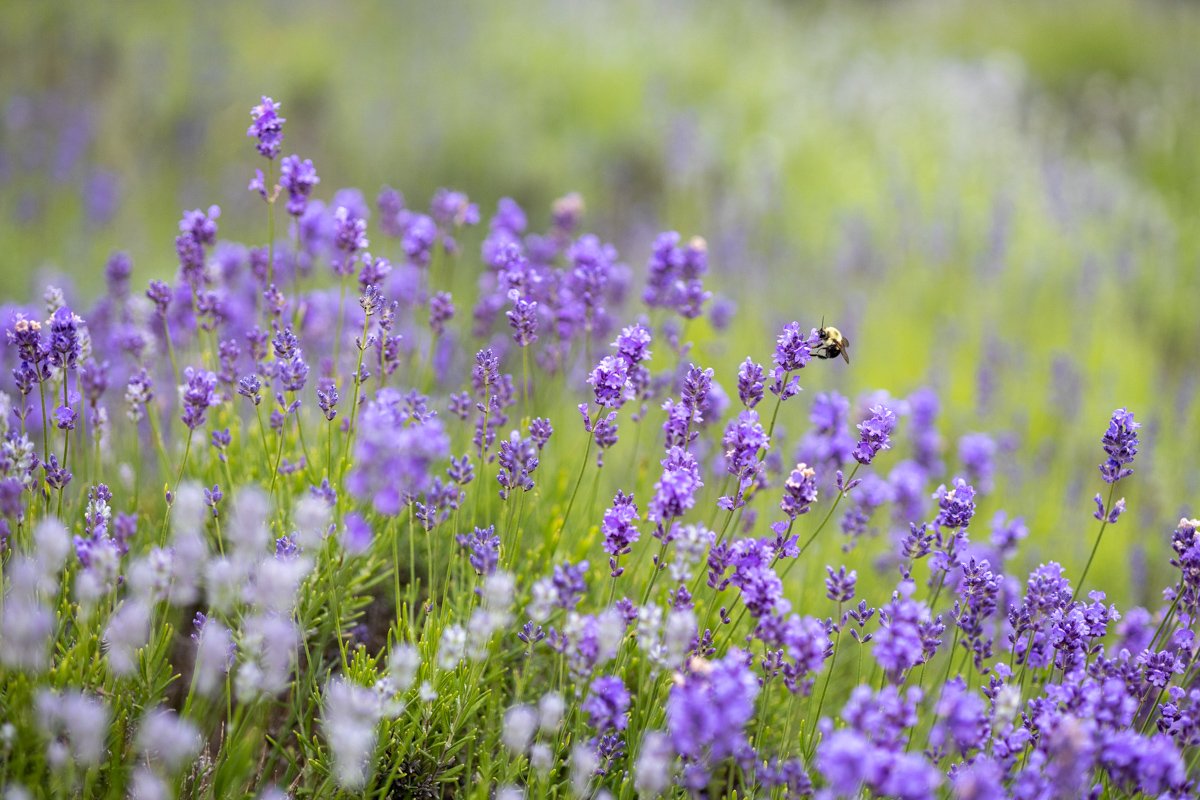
xmin=840 ymin=336 xmax=851 ymax=363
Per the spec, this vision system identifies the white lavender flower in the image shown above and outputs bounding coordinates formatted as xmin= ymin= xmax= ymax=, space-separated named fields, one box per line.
xmin=129 ymin=767 xmax=168 ymax=800
xmin=75 ymin=536 xmax=122 ymax=611
xmin=292 ymin=494 xmax=331 ymax=550
xmin=321 ymin=678 xmax=383 ymax=789
xmin=529 ymin=742 xmax=553 ymax=774
xmin=482 ymin=570 xmax=516 ymax=617
xmin=667 ymin=523 xmax=712 ymax=582
xmin=537 ymin=691 xmax=565 ymax=733
xmin=136 ymin=707 xmax=201 ymax=772
xmin=204 ymin=556 xmax=248 ymax=614
xmin=0 ymin=559 xmax=52 ymax=670
xmin=526 ymin=576 xmax=556 ymax=622
xmin=104 ymin=599 xmax=151 ymax=676
xmin=171 ymin=482 xmax=207 ymax=538
xmin=570 ymin=743 xmax=599 ymax=797
xmin=501 ymin=704 xmax=538 ymax=755
xmin=33 ymin=517 xmax=71 ymax=585
xmin=127 ymin=547 xmax=175 ymax=604
xmin=387 ymin=643 xmax=421 ymax=692
xmin=662 ymin=608 xmax=696 ymax=670
xmin=437 ymin=624 xmax=467 ymax=670
xmin=228 ymin=486 xmax=272 ymax=558
xmin=34 ymin=689 xmax=110 ymax=767
xmin=633 ymin=731 xmax=675 ymax=797
xmin=994 ymin=683 xmax=1022 ymax=730
xmin=194 ymin=618 xmax=234 ymax=698
xmin=247 ymin=555 xmax=313 ymax=613
xmin=236 ymin=614 xmax=299 ymax=701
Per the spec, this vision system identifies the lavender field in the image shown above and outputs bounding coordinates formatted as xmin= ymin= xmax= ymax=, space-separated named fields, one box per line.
xmin=1 ymin=2 xmax=1199 ymax=798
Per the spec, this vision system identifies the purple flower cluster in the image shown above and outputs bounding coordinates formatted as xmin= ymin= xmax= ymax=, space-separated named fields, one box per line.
xmin=346 ymin=388 xmax=450 ymax=515
xmin=1099 ymin=407 xmax=1139 ymax=484
xmin=643 ymin=231 xmax=711 ymax=319
xmin=768 ymin=322 xmax=817 ymax=401
xmin=853 ymin=403 xmax=896 ymax=465
xmin=2 ymin=92 xmax=1191 ymax=800
xmin=247 ymin=96 xmax=285 ymax=159
xmin=180 ymin=368 xmax=219 ymax=431
xmin=601 ymin=491 xmax=640 ymax=577
xmin=667 ymin=651 xmax=759 ymax=788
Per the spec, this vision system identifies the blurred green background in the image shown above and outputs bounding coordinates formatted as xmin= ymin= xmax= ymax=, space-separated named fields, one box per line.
xmin=2 ymin=0 xmax=1198 ymax=605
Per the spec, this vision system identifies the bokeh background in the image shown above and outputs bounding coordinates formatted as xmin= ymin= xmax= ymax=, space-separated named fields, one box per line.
xmin=2 ymin=0 xmax=1198 ymax=605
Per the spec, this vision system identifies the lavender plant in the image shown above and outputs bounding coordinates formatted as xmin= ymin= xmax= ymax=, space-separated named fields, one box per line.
xmin=0 ymin=97 xmax=1196 ymax=800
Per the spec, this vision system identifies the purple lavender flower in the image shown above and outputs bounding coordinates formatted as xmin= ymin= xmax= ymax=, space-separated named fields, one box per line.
xmin=358 ymin=254 xmax=391 ymax=290
xmin=780 ymin=462 xmax=819 ymax=521
xmin=1093 ymin=493 xmax=1126 ymax=524
xmin=429 ymin=291 xmax=455 ymax=336
xmin=431 ymin=188 xmax=480 ymax=229
xmin=175 ymin=206 xmax=220 ymax=287
xmin=342 ymin=512 xmax=372 ymax=555
xmin=825 ymin=566 xmax=857 ymax=603
xmin=768 ymin=322 xmax=816 ymax=400
xmin=552 ymin=562 xmax=590 ymax=609
xmin=602 ymin=491 xmax=640 ymax=577
xmin=47 ymin=307 xmax=81 ymax=371
xmin=667 ymin=650 xmax=759 ymax=781
xmin=496 ymin=431 xmax=539 ymax=500
xmin=552 ymin=192 xmax=585 ymax=234
xmin=874 ymin=584 xmax=932 ymax=681
xmin=587 ymin=355 xmax=632 ymax=408
xmin=907 ymin=387 xmax=944 ymax=473
xmin=145 ymin=281 xmax=172 ymax=319
xmin=346 ymin=388 xmax=450 ymax=515
xmin=952 ymin=558 xmax=1000 ymax=669
xmin=43 ymin=454 xmax=71 ymax=491
xmin=958 ymin=433 xmax=997 ymax=494
xmin=529 ymin=418 xmax=553 ymax=450
xmin=934 ymin=478 xmax=976 ymax=530
xmin=333 ymin=206 xmax=368 ymax=276
xmin=591 ymin=411 xmax=619 ymax=466
xmin=679 ymin=364 xmax=713 ymax=417
xmin=737 ymin=358 xmax=765 ymax=409
xmin=275 ymin=534 xmax=298 ymax=560
xmin=53 ymin=405 xmax=77 ymax=431
xmin=180 ymin=367 xmax=218 ymax=430
xmin=377 ymin=186 xmax=407 ymax=237
xmin=279 ymin=154 xmax=318 ymax=216
xmin=852 ymin=403 xmax=896 ymax=465
xmin=317 ymin=383 xmax=339 ymax=421
xmin=1168 ymin=517 xmax=1200 ymax=615
xmin=506 ymin=290 xmax=538 ymax=347
xmin=247 ymin=96 xmax=285 ymax=159
xmin=1099 ymin=730 xmax=1186 ymax=796
xmin=403 ymin=214 xmax=437 ymax=267
xmin=583 ymin=676 xmax=630 ymax=734
xmin=648 ymin=447 xmax=703 ymax=525
xmin=613 ymin=324 xmax=652 ymax=366
xmin=471 ymin=349 xmax=500 ymax=397
xmin=237 ymin=374 xmax=262 ymax=407
xmin=1099 ymin=407 xmax=1139 ymax=484
xmin=643 ymin=231 xmax=710 ymax=319
xmin=105 ymin=251 xmax=132 ymax=296
xmin=718 ymin=411 xmax=769 ymax=510
xmin=456 ymin=526 xmax=501 ymax=576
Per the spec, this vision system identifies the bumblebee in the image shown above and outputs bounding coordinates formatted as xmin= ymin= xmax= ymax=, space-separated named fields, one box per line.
xmin=814 ymin=323 xmax=850 ymax=363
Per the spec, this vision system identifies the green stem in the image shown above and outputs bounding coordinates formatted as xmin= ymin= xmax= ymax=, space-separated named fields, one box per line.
xmin=1073 ymin=481 xmax=1118 ymax=602
xmin=548 ymin=424 xmax=594 ymax=560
